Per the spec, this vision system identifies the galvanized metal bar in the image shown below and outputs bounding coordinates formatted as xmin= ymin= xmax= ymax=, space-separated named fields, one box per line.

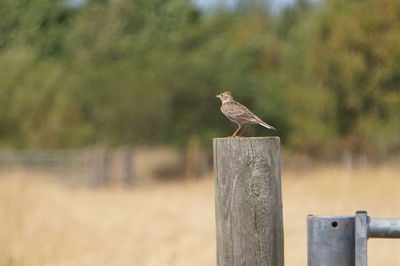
xmin=309 ymin=211 xmax=400 ymax=266
xmin=368 ymin=217 xmax=400 ymax=238
xmin=355 ymin=211 xmax=368 ymax=266
xmin=308 ymin=215 xmax=355 ymax=266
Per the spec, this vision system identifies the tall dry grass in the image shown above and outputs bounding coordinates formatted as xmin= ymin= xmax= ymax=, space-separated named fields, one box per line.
xmin=0 ymin=165 xmax=399 ymax=266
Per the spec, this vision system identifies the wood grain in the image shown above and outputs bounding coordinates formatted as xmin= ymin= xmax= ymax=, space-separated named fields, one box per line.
xmin=213 ymin=137 xmax=284 ymax=266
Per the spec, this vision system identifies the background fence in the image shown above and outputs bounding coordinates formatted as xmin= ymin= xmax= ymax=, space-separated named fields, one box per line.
xmin=0 ymin=145 xmax=211 ymax=187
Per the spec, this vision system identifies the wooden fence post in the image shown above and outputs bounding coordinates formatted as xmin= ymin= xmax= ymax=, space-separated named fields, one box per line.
xmin=90 ymin=148 xmax=109 ymax=187
xmin=184 ymin=136 xmax=201 ymax=180
xmin=213 ymin=137 xmax=284 ymax=266
xmin=121 ymin=146 xmax=134 ymax=185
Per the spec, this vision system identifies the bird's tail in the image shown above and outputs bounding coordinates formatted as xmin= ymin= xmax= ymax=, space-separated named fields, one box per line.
xmin=258 ymin=121 xmax=277 ymax=131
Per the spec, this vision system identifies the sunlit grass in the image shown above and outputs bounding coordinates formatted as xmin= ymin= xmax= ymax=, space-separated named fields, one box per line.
xmin=1 ymin=165 xmax=399 ymax=266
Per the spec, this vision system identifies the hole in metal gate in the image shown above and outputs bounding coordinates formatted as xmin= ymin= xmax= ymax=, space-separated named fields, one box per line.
xmin=331 ymin=221 xmax=338 ymax=228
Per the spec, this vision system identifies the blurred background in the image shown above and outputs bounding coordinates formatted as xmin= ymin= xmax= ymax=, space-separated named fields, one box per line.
xmin=0 ymin=0 xmax=399 ymax=265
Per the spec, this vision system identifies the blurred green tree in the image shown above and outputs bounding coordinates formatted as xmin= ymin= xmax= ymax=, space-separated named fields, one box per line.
xmin=309 ymin=0 xmax=400 ymax=156
xmin=0 ymin=0 xmax=398 ymax=160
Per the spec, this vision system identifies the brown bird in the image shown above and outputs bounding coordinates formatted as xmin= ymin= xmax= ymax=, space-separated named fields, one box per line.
xmin=216 ymin=91 xmax=276 ymax=137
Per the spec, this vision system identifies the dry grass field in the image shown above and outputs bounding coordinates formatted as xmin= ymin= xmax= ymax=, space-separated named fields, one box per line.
xmin=1 ymin=165 xmax=400 ymax=266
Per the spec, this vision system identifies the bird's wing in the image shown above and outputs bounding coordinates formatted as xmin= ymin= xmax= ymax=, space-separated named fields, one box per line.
xmin=222 ymin=101 xmax=259 ymax=122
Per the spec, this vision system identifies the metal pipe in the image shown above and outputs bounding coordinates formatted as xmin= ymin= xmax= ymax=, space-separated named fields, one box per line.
xmin=355 ymin=211 xmax=368 ymax=266
xmin=308 ymin=211 xmax=400 ymax=266
xmin=369 ymin=217 xmax=400 ymax=238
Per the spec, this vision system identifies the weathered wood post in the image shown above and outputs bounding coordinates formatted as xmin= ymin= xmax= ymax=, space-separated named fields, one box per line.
xmin=121 ymin=146 xmax=134 ymax=185
xmin=213 ymin=137 xmax=284 ymax=266
xmin=89 ymin=148 xmax=109 ymax=187
xmin=185 ymin=136 xmax=201 ymax=180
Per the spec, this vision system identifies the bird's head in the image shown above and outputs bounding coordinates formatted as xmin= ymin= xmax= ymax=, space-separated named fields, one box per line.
xmin=216 ymin=91 xmax=233 ymax=103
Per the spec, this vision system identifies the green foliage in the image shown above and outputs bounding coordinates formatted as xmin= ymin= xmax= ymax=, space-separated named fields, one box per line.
xmin=307 ymin=0 xmax=400 ymax=155
xmin=0 ymin=0 xmax=399 ymax=158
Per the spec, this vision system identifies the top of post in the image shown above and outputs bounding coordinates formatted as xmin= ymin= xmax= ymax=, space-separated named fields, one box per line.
xmin=213 ymin=136 xmax=280 ymax=143
xmin=213 ymin=136 xmax=280 ymax=140
xmin=213 ymin=137 xmax=280 ymax=150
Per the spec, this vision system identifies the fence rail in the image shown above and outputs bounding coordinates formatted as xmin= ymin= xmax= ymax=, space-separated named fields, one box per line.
xmin=308 ymin=210 xmax=400 ymax=266
xmin=0 ymin=145 xmax=211 ymax=187
xmin=0 ymin=148 xmax=134 ymax=187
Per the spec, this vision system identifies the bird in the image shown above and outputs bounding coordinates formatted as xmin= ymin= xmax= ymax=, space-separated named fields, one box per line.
xmin=216 ymin=91 xmax=276 ymax=137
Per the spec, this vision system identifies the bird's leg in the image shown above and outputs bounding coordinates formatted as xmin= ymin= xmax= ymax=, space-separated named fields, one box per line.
xmin=238 ymin=124 xmax=248 ymax=137
xmin=231 ymin=124 xmax=241 ymax=138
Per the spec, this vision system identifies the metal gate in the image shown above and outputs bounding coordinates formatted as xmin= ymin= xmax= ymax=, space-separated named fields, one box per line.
xmin=308 ymin=210 xmax=400 ymax=266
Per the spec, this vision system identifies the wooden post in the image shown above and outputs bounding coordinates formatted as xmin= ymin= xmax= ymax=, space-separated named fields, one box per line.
xmin=213 ymin=137 xmax=284 ymax=266
xmin=89 ymin=148 xmax=109 ymax=187
xmin=121 ymin=147 xmax=134 ymax=185
xmin=184 ymin=136 xmax=201 ymax=180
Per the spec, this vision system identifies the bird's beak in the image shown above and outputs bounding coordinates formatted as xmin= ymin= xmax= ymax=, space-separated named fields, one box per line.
xmin=215 ymin=94 xmax=220 ymax=98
